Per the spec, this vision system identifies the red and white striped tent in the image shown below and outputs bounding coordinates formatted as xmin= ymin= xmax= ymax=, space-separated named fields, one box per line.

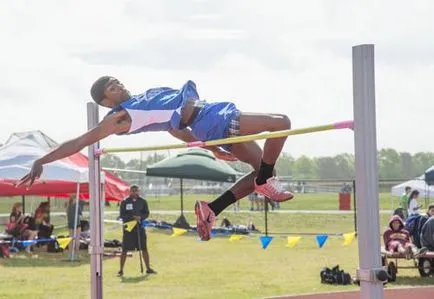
xmin=0 ymin=131 xmax=129 ymax=201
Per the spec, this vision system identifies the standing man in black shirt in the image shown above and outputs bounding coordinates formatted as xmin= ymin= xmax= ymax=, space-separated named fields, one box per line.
xmin=118 ymin=185 xmax=156 ymax=276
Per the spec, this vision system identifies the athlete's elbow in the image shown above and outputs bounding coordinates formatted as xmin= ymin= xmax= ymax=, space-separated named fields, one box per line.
xmin=168 ymin=128 xmax=177 ymax=136
xmin=168 ymin=128 xmax=183 ymax=140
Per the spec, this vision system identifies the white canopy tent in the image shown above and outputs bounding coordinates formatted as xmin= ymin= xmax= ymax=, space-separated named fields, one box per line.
xmin=391 ymin=166 xmax=434 ymax=199
xmin=391 ymin=178 xmax=434 ymax=198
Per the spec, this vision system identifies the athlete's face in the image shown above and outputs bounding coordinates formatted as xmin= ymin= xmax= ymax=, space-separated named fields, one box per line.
xmin=129 ymin=187 xmax=140 ymax=198
xmin=391 ymin=221 xmax=401 ymax=231
xmin=100 ymin=78 xmax=130 ymax=108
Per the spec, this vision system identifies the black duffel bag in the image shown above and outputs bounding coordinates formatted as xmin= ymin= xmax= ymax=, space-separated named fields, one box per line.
xmin=320 ymin=265 xmax=352 ymax=285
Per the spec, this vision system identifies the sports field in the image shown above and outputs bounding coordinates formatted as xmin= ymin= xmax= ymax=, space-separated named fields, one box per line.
xmin=1 ymin=192 xmax=433 ymax=299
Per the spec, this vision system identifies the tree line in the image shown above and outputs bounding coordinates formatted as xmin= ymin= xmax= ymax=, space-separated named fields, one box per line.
xmin=101 ymin=149 xmax=434 ymax=182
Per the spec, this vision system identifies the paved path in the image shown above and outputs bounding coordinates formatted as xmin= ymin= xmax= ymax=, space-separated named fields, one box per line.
xmin=267 ymin=286 xmax=434 ymax=299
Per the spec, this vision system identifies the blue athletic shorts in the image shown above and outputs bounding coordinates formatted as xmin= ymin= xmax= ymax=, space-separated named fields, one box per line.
xmin=189 ymin=101 xmax=240 ymax=151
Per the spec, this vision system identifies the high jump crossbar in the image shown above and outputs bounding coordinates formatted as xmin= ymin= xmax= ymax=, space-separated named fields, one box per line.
xmin=98 ymin=120 xmax=354 ymax=155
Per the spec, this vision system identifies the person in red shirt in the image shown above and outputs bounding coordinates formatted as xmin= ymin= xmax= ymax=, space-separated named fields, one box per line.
xmin=383 ymin=215 xmax=427 ymax=258
xmin=383 ymin=215 xmax=412 ymax=255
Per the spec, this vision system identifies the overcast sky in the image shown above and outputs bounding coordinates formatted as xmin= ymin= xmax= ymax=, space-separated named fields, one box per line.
xmin=1 ymin=0 xmax=433 ymax=162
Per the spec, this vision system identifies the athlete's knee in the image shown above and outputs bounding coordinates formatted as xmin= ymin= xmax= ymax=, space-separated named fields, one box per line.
xmin=267 ymin=114 xmax=291 ymax=131
xmin=276 ymin=114 xmax=291 ymax=130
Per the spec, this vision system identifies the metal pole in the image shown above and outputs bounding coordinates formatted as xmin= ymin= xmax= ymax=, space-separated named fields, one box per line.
xmin=264 ymin=197 xmax=268 ymax=236
xmin=22 ymin=195 xmax=25 ymax=214
xmin=100 ymin=182 xmax=105 ymax=249
xmin=139 ymin=152 xmax=144 ymax=188
xmin=352 ymin=179 xmax=357 ymax=236
xmin=47 ymin=197 xmax=51 ymax=223
xmin=87 ymin=102 xmax=103 ymax=299
xmin=71 ymin=182 xmax=81 ymax=262
xmin=352 ymin=44 xmax=384 ymax=298
xmin=180 ymin=178 xmax=184 ymax=215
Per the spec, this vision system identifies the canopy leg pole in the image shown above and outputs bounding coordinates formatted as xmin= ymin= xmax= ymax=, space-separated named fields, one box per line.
xmin=71 ymin=182 xmax=81 ymax=262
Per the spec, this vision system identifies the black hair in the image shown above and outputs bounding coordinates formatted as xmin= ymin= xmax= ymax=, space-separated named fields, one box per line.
xmin=90 ymin=76 xmax=113 ymax=104
xmin=408 ymin=189 xmax=420 ymax=206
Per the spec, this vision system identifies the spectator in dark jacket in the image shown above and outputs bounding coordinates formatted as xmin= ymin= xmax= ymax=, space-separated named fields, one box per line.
xmin=118 ymin=185 xmax=156 ymax=277
xmin=413 ymin=205 xmax=434 ymax=248
xmin=420 ymin=216 xmax=434 ymax=251
xmin=66 ymin=194 xmax=82 ymax=260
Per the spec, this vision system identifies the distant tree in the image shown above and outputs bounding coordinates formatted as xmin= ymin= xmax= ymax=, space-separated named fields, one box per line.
xmin=315 ymin=157 xmax=340 ymax=179
xmin=412 ymin=152 xmax=434 ymax=177
xmin=378 ymin=148 xmax=401 ymax=179
xmin=101 ymin=154 xmax=125 ymax=169
xmin=275 ymin=153 xmax=294 ymax=177
xmin=293 ymin=155 xmax=316 ymax=179
xmin=334 ymin=153 xmax=355 ymax=179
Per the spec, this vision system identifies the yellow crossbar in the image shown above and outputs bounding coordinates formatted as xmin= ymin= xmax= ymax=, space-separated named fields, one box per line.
xmin=99 ymin=120 xmax=353 ymax=155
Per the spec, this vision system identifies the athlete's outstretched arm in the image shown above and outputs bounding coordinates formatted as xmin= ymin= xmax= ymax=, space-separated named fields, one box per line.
xmin=168 ymin=128 xmax=237 ymax=161
xmin=16 ymin=110 xmax=131 ymax=188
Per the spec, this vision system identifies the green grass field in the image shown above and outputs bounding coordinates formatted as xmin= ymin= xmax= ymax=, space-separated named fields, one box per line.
xmin=1 ymin=210 xmax=434 ymax=299
xmin=140 ymin=192 xmax=402 ymax=212
xmin=0 ymin=192 xmax=411 ymax=215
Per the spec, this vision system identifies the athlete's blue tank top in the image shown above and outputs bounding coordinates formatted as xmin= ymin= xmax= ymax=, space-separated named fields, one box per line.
xmin=106 ymin=80 xmax=240 ymax=144
xmin=106 ymin=80 xmax=199 ymax=134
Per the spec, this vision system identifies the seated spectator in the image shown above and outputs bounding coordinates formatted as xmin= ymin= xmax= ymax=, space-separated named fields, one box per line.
xmin=418 ymin=204 xmax=434 ymax=234
xmin=383 ymin=215 xmax=426 ymax=258
xmin=420 ymin=216 xmax=434 ymax=251
xmin=414 ymin=205 xmax=434 ymax=248
xmin=6 ymin=203 xmax=26 ymax=237
xmin=384 ymin=215 xmax=411 ymax=255
xmin=247 ymin=221 xmax=257 ymax=232
xmin=33 ymin=202 xmax=54 ymax=239
xmin=5 ymin=203 xmax=37 ymax=252
xmin=393 ymin=208 xmax=406 ymax=222
xmin=220 ymin=217 xmax=232 ymax=228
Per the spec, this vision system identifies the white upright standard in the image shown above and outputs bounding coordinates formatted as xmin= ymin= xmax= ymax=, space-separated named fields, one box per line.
xmin=352 ymin=44 xmax=384 ymax=298
xmin=87 ymin=102 xmax=104 ymax=299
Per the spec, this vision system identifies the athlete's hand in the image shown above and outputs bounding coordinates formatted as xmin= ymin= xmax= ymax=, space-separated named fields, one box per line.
xmin=16 ymin=160 xmax=43 ymax=189
xmin=213 ymin=148 xmax=238 ymax=162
